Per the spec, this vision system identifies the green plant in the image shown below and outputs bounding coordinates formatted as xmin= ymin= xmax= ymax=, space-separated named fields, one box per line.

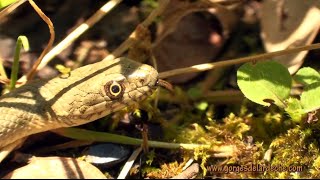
xmin=0 ymin=0 xmax=18 ymax=9
xmin=237 ymin=61 xmax=320 ymax=123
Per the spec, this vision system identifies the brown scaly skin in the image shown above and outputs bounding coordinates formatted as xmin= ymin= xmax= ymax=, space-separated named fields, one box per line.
xmin=0 ymin=57 xmax=158 ymax=149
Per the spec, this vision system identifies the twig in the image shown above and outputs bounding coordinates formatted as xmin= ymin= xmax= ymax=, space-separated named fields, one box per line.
xmin=117 ymin=147 xmax=142 ymax=179
xmin=31 ymin=0 xmax=122 ymax=73
xmin=17 ymin=0 xmax=169 ymax=82
xmin=159 ymin=43 xmax=320 ymax=79
xmin=102 ymin=0 xmax=170 ymax=61
xmin=0 ymin=0 xmax=27 ymax=20
xmin=0 ymin=57 xmax=8 ymax=79
xmin=26 ymin=0 xmax=55 ymax=81
xmin=0 ymin=76 xmax=10 ymax=84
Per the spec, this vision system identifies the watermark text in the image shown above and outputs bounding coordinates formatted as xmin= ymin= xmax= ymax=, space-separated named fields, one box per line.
xmin=207 ymin=164 xmax=303 ymax=174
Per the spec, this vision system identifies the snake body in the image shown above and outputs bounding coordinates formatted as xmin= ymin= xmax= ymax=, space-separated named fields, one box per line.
xmin=0 ymin=57 xmax=158 ymax=149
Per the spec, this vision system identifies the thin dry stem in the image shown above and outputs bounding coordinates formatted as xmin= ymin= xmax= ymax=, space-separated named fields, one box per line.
xmin=26 ymin=0 xmax=55 ymax=81
xmin=102 ymin=0 xmax=170 ymax=61
xmin=19 ymin=0 xmax=167 ymax=81
xmin=0 ymin=76 xmax=10 ymax=84
xmin=0 ymin=57 xmax=8 ymax=79
xmin=0 ymin=0 xmax=27 ymax=20
xmin=159 ymin=43 xmax=320 ymax=79
xmin=32 ymin=0 xmax=122 ymax=73
xmin=117 ymin=147 xmax=142 ymax=179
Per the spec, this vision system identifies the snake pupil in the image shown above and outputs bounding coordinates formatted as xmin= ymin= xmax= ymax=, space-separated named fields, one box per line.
xmin=111 ymin=85 xmax=120 ymax=93
xmin=104 ymin=80 xmax=125 ymax=99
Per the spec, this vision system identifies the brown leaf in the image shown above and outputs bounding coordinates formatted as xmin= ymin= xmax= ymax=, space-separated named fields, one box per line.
xmin=3 ymin=156 xmax=107 ymax=179
xmin=152 ymin=0 xmax=239 ymax=83
xmin=260 ymin=0 xmax=320 ymax=74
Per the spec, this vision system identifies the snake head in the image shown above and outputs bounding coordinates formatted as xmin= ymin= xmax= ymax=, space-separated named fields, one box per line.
xmin=54 ymin=57 xmax=159 ymax=126
xmin=108 ymin=58 xmax=159 ymax=103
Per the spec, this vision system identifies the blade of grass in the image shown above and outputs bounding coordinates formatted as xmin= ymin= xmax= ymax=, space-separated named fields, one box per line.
xmin=52 ymin=128 xmax=238 ymax=158
xmin=9 ymin=35 xmax=29 ymax=90
xmin=52 ymin=127 xmax=228 ymax=151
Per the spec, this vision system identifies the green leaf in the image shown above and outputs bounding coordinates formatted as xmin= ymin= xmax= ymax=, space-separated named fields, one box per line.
xmin=300 ymin=82 xmax=320 ymax=113
xmin=0 ymin=0 xmax=18 ymax=9
xmin=284 ymin=98 xmax=305 ymax=123
xmin=294 ymin=67 xmax=320 ymax=85
xmin=237 ymin=61 xmax=291 ymax=108
xmin=195 ymin=101 xmax=208 ymax=111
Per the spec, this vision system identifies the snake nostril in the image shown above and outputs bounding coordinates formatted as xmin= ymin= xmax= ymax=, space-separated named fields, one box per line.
xmin=139 ymin=79 xmax=145 ymax=85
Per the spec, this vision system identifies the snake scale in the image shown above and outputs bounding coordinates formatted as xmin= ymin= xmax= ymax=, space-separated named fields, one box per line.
xmin=0 ymin=57 xmax=161 ymax=149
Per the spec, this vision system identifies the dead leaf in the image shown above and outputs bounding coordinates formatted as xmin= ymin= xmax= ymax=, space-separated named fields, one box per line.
xmin=260 ymin=0 xmax=320 ymax=74
xmin=152 ymin=0 xmax=239 ymax=83
xmin=3 ymin=156 xmax=107 ymax=179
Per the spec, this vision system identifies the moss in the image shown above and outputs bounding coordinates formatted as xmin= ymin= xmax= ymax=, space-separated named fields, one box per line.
xmin=138 ymin=90 xmax=320 ymax=178
xmin=265 ymin=126 xmax=320 ymax=178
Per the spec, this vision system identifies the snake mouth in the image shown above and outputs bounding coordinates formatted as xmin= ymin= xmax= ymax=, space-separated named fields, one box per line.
xmin=156 ymin=79 xmax=174 ymax=93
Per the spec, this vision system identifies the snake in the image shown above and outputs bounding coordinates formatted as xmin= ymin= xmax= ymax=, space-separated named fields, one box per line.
xmin=0 ymin=57 xmax=167 ymax=150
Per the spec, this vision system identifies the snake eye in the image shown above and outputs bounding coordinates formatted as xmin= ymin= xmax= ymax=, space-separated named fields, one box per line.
xmin=104 ymin=81 xmax=125 ymax=99
xmin=111 ymin=84 xmax=120 ymax=94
